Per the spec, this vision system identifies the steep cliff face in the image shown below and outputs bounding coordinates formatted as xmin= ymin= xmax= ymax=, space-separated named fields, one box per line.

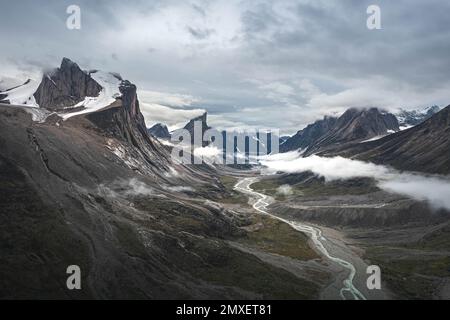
xmin=280 ymin=116 xmax=337 ymax=153
xmin=171 ymin=112 xmax=211 ymax=147
xmin=118 ymin=80 xmax=147 ymax=134
xmin=33 ymin=58 xmax=102 ymax=110
xmin=148 ymin=123 xmax=171 ymax=139
xmin=184 ymin=112 xmax=210 ymax=145
xmin=80 ymin=78 xmax=173 ymax=174
xmin=0 ymin=93 xmax=8 ymax=103
xmin=330 ymin=108 xmax=399 ymax=141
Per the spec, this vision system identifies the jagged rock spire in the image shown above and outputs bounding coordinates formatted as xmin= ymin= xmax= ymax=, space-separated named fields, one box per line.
xmin=33 ymin=57 xmax=102 ymax=110
xmin=148 ymin=123 xmax=171 ymax=139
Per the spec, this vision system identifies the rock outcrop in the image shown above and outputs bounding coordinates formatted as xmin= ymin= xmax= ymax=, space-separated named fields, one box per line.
xmin=281 ymin=107 xmax=400 ymax=155
xmin=33 ymin=57 xmax=102 ymax=110
xmin=181 ymin=112 xmax=211 ymax=147
xmin=148 ymin=123 xmax=171 ymax=139
xmin=280 ymin=116 xmax=337 ymax=153
xmin=306 ymin=108 xmax=399 ymax=154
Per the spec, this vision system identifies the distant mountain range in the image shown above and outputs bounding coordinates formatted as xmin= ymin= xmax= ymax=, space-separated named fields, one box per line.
xmin=280 ymin=107 xmax=400 ymax=155
xmin=151 ymin=103 xmax=446 ymax=171
xmin=157 ymin=112 xmax=279 ymax=159
xmin=333 ymin=105 xmax=450 ymax=174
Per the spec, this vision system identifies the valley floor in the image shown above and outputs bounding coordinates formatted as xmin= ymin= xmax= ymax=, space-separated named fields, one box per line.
xmin=222 ymin=171 xmax=450 ymax=300
xmin=232 ymin=176 xmax=387 ymax=300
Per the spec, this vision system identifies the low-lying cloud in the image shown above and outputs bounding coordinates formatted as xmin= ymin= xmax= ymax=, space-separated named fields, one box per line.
xmin=166 ymin=185 xmax=195 ymax=193
xmin=260 ymin=152 xmax=450 ymax=210
xmin=379 ymin=175 xmax=450 ymax=211
xmin=98 ymin=178 xmax=155 ymax=198
xmin=261 ymin=153 xmax=390 ymax=180
xmin=277 ymin=184 xmax=293 ymax=196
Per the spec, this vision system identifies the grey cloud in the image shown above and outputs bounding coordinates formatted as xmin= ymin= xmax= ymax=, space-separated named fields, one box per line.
xmin=187 ymin=26 xmax=215 ymax=40
xmin=191 ymin=3 xmax=206 ymax=17
xmin=1 ymin=0 xmax=449 ymax=135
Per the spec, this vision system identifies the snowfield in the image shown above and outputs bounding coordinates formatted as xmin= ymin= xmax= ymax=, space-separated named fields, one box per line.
xmin=0 ymin=70 xmax=122 ymax=122
xmin=0 ymin=79 xmax=52 ymax=122
xmin=61 ymin=71 xmax=121 ymax=120
xmin=0 ymin=79 xmax=40 ymax=107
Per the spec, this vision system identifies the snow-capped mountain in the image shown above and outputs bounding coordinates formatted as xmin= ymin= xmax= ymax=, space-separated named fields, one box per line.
xmin=395 ymin=105 xmax=441 ymax=129
xmin=0 ymin=58 xmax=126 ymax=122
xmin=337 ymin=105 xmax=450 ymax=174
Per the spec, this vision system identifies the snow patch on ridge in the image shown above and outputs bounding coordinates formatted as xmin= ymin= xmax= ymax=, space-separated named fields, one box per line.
xmin=0 ymin=69 xmax=123 ymax=123
xmin=0 ymin=79 xmax=40 ymax=107
xmin=61 ymin=71 xmax=121 ymax=120
xmin=0 ymin=79 xmax=55 ymax=122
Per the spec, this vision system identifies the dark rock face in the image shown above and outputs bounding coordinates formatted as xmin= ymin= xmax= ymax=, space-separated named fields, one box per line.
xmin=184 ymin=112 xmax=210 ymax=134
xmin=148 ymin=123 xmax=171 ymax=139
xmin=305 ymin=108 xmax=399 ymax=155
xmin=0 ymin=94 xmax=9 ymax=104
xmin=279 ymin=136 xmax=290 ymax=144
xmin=183 ymin=112 xmax=211 ymax=147
xmin=280 ymin=116 xmax=337 ymax=153
xmin=312 ymin=108 xmax=399 ymax=146
xmin=118 ymin=80 xmax=147 ymax=133
xmin=33 ymin=58 xmax=102 ymax=110
xmin=86 ymin=79 xmax=154 ymax=157
xmin=281 ymin=108 xmax=399 ymax=155
xmin=335 ymin=105 xmax=450 ymax=174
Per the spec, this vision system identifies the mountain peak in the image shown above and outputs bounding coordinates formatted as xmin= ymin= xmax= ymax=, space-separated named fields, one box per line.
xmin=184 ymin=112 xmax=209 ymax=130
xmin=281 ymin=107 xmax=399 ymax=154
xmin=177 ymin=112 xmax=210 ymax=147
xmin=280 ymin=115 xmax=337 ymax=153
xmin=339 ymin=104 xmax=450 ymax=174
xmin=34 ymin=57 xmax=102 ymax=110
xmin=116 ymin=79 xmax=147 ymax=132
xmin=60 ymin=57 xmax=78 ymax=70
xmin=395 ymin=105 xmax=442 ymax=127
xmin=190 ymin=112 xmax=208 ymax=123
xmin=148 ymin=123 xmax=171 ymax=139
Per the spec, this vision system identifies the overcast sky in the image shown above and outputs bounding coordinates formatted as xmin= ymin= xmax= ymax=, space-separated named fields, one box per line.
xmin=1 ymin=0 xmax=450 ymax=134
